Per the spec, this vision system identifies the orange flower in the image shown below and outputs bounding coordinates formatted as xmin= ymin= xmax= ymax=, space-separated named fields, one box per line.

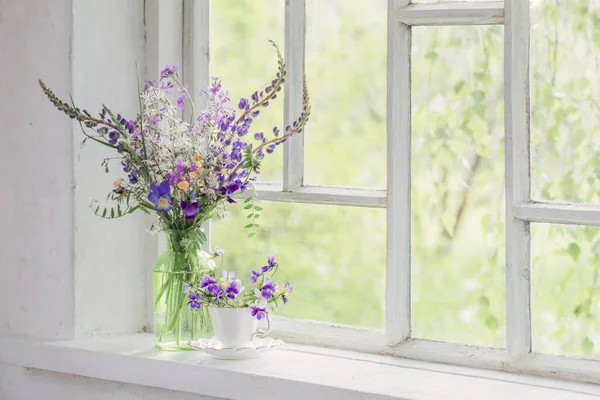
xmin=189 ymin=171 xmax=198 ymax=179
xmin=192 ymin=154 xmax=201 ymax=162
xmin=177 ymin=181 xmax=190 ymax=190
xmin=113 ymin=178 xmax=123 ymax=187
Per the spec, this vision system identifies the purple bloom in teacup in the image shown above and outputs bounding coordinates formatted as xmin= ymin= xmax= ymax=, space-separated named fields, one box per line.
xmin=282 ymin=282 xmax=293 ymax=304
xmin=187 ymin=292 xmax=201 ymax=309
xmin=261 ymin=255 xmax=276 ymax=273
xmin=250 ymin=269 xmax=261 ymax=283
xmin=225 ymin=279 xmax=244 ymax=300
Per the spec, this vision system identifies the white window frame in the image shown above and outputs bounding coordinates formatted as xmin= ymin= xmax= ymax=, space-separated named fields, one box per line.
xmin=176 ymin=0 xmax=600 ymax=384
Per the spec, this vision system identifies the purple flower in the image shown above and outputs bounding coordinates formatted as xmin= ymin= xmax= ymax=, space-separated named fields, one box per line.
xmin=282 ymin=282 xmax=293 ymax=304
xmin=108 ymin=130 xmax=119 ymax=145
xmin=238 ymin=98 xmax=248 ymax=110
xmin=251 ymin=91 xmax=259 ymax=103
xmin=261 ymin=255 xmax=276 ymax=273
xmin=187 ymin=292 xmax=201 ymax=309
xmin=160 ymin=64 xmax=179 ymax=80
xmin=250 ymin=269 xmax=261 ymax=283
xmin=166 ymin=172 xmax=177 ymax=186
xmin=177 ymin=94 xmax=185 ymax=110
xmin=250 ymin=305 xmax=267 ymax=320
xmin=180 ymin=200 xmax=199 ymax=221
xmin=266 ymin=143 xmax=276 ymax=154
xmin=261 ymin=277 xmax=277 ymax=300
xmin=200 ymin=275 xmax=217 ymax=289
xmin=254 ymin=132 xmax=264 ymax=141
xmin=209 ymin=83 xmax=220 ymax=97
xmin=148 ymin=181 xmax=172 ymax=212
xmin=200 ymin=275 xmax=221 ymax=296
xmin=225 ymin=279 xmax=243 ymax=300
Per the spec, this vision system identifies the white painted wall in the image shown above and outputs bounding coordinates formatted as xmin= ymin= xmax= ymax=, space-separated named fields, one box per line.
xmin=71 ymin=0 xmax=156 ymax=338
xmin=0 ymin=0 xmax=75 ymax=340
xmin=0 ymin=1 xmax=222 ymax=398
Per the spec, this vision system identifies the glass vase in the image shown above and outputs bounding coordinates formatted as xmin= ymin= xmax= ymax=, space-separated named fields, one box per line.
xmin=153 ymin=229 xmax=214 ymax=351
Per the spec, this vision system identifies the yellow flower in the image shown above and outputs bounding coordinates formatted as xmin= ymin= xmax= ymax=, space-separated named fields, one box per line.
xmin=113 ymin=178 xmax=123 ymax=187
xmin=189 ymin=171 xmax=198 ymax=179
xmin=196 ymin=164 xmax=205 ymax=173
xmin=192 ymin=153 xmax=201 ymax=162
xmin=220 ymin=168 xmax=227 ymax=176
xmin=177 ymin=181 xmax=190 ymax=190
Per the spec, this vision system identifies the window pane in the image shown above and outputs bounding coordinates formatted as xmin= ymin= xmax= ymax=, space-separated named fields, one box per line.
xmin=210 ymin=0 xmax=284 ymax=183
xmin=532 ymin=224 xmax=600 ymax=357
xmin=531 ymin=1 xmax=600 ymax=203
xmin=304 ymin=0 xmax=386 ymax=188
xmin=212 ymin=203 xmax=385 ymax=328
xmin=411 ymin=26 xmax=505 ymax=347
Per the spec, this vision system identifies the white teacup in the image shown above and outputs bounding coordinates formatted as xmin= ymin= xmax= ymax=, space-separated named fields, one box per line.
xmin=209 ymin=307 xmax=271 ymax=349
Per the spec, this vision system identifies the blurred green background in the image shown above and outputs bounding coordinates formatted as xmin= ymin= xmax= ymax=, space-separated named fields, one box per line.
xmin=209 ymin=0 xmax=600 ymax=357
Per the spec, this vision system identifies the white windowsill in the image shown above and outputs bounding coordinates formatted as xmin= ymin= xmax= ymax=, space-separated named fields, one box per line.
xmin=1 ymin=334 xmax=599 ymax=400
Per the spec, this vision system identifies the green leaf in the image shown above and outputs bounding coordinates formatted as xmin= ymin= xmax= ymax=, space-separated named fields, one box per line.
xmin=244 ymin=197 xmax=253 ymax=203
xmin=471 ymin=90 xmax=486 ymax=103
xmin=254 ymin=206 xmax=263 ymax=211
xmin=479 ymin=296 xmax=490 ymax=308
xmin=244 ymin=204 xmax=253 ymax=209
xmin=244 ymin=224 xmax=254 ymax=229
xmin=485 ymin=315 xmax=498 ymax=331
xmin=574 ymin=303 xmax=585 ymax=316
xmin=254 ymin=214 xmax=260 ymax=219
xmin=581 ymin=336 xmax=594 ymax=354
xmin=247 ymin=232 xmax=255 ymax=238
xmin=111 ymin=208 xmax=115 ymax=218
xmin=453 ymin=80 xmax=466 ymax=94
xmin=567 ymin=242 xmax=581 ymax=261
xmin=102 ymin=209 xmax=107 ymax=218
xmin=247 ymin=213 xmax=254 ymax=218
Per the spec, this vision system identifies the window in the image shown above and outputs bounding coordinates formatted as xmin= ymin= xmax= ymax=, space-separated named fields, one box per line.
xmin=183 ymin=0 xmax=600 ymax=382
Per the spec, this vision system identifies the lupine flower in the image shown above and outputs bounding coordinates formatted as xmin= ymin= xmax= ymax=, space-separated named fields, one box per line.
xmin=160 ymin=64 xmax=179 ymax=80
xmin=250 ymin=269 xmax=261 ymax=283
xmin=187 ymin=292 xmax=201 ymax=309
xmin=225 ymin=279 xmax=244 ymax=300
xmin=282 ymin=282 xmax=293 ymax=304
xmin=180 ymin=200 xmax=199 ymax=221
xmin=261 ymin=255 xmax=276 ymax=273
xmin=148 ymin=181 xmax=172 ymax=212
xmin=238 ymin=98 xmax=248 ymax=110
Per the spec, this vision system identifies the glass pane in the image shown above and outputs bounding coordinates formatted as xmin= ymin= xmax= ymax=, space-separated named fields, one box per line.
xmin=532 ymin=224 xmax=600 ymax=357
xmin=531 ymin=1 xmax=600 ymax=203
xmin=212 ymin=203 xmax=385 ymax=328
xmin=210 ymin=0 xmax=284 ymax=183
xmin=304 ymin=0 xmax=386 ymax=188
xmin=411 ymin=26 xmax=505 ymax=347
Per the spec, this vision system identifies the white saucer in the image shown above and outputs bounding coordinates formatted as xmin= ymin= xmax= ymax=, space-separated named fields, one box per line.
xmin=188 ymin=337 xmax=284 ymax=360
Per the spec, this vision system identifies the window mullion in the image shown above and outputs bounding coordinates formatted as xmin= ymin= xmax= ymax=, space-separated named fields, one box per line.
xmin=183 ymin=0 xmax=211 ymax=250
xmin=283 ymin=0 xmax=306 ymax=192
xmin=505 ymin=0 xmax=532 ymax=357
xmin=386 ymin=0 xmax=411 ymax=346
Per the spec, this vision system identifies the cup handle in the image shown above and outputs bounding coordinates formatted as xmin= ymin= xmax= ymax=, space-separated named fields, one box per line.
xmin=251 ymin=310 xmax=272 ymax=341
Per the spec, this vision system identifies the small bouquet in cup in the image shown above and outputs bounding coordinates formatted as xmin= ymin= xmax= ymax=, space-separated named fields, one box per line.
xmin=184 ymin=254 xmax=292 ymax=320
xmin=185 ymin=254 xmax=292 ymax=348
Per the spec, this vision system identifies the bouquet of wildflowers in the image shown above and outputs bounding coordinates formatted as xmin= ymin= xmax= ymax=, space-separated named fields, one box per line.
xmin=39 ymin=41 xmax=309 ymax=349
xmin=185 ymin=254 xmax=292 ymax=320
